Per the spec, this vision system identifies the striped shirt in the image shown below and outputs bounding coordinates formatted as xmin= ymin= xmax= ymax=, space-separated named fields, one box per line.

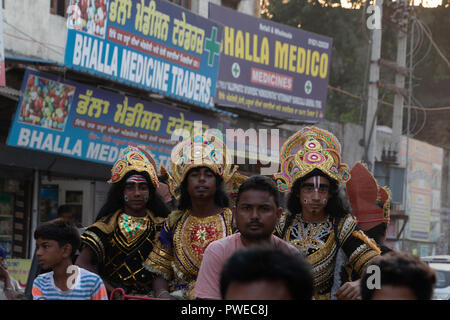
xmin=32 ymin=266 xmax=108 ymax=300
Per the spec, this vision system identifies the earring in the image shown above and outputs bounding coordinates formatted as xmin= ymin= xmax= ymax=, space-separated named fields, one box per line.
xmin=124 ymin=195 xmax=129 ymax=202
xmin=144 ymin=196 xmax=149 ymax=202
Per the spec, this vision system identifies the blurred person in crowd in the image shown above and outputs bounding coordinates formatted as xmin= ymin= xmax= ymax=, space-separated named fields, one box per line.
xmin=0 ymin=244 xmax=23 ymax=300
xmin=157 ymin=165 xmax=178 ymax=211
xmin=360 ymin=251 xmax=437 ymax=300
xmin=220 ymin=246 xmax=313 ymax=300
xmin=57 ymin=205 xmax=77 ymax=225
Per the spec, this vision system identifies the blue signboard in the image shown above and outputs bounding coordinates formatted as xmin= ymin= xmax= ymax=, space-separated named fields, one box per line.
xmin=64 ymin=0 xmax=223 ymax=109
xmin=6 ymin=69 xmax=219 ymax=169
xmin=209 ymin=3 xmax=332 ymax=122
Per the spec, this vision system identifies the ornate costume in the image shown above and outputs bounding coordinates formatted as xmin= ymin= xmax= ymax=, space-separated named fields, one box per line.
xmin=346 ymin=161 xmax=391 ymax=232
xmin=143 ymin=134 xmax=237 ymax=299
xmin=144 ymin=208 xmax=233 ymax=299
xmin=346 ymin=161 xmax=392 ymax=256
xmin=81 ymin=210 xmax=164 ymax=294
xmin=274 ymin=127 xmax=380 ymax=300
xmin=81 ymin=146 xmax=164 ymax=295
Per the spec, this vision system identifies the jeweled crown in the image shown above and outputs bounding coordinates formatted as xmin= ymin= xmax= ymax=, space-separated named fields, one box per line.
xmin=168 ymin=134 xmax=237 ymax=197
xmin=273 ymin=126 xmax=351 ymax=192
xmin=108 ymin=146 xmax=159 ymax=188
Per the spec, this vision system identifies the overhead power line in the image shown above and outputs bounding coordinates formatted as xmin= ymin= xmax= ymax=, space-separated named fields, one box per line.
xmin=328 ymin=85 xmax=450 ymax=111
xmin=415 ymin=18 xmax=450 ymax=70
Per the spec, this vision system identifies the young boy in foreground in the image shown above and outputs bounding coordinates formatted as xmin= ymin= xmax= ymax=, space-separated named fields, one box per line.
xmin=32 ymin=220 xmax=107 ymax=300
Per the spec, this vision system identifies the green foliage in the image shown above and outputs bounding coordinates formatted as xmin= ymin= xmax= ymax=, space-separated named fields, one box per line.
xmin=262 ymin=0 xmax=370 ymax=124
xmin=261 ymin=0 xmax=450 ymax=127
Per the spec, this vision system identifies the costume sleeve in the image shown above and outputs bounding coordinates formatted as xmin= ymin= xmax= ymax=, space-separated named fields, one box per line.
xmin=274 ymin=211 xmax=288 ymax=239
xmin=80 ymin=226 xmax=106 ymax=265
xmin=142 ymin=219 xmax=174 ymax=281
xmin=339 ymin=215 xmax=381 ymax=276
xmin=193 ymin=242 xmax=224 ymax=300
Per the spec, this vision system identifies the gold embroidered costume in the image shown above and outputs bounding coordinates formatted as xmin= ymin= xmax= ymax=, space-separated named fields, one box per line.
xmin=81 ymin=209 xmax=164 ymax=294
xmin=276 ymin=213 xmax=380 ymax=299
xmin=143 ymin=134 xmax=237 ymax=299
xmin=274 ymin=127 xmax=380 ymax=300
xmin=81 ymin=146 xmax=164 ymax=295
xmin=143 ymin=208 xmax=234 ymax=298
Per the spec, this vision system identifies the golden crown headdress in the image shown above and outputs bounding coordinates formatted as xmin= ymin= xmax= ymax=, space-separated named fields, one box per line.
xmin=168 ymin=133 xmax=238 ymax=198
xmin=273 ymin=126 xmax=351 ymax=192
xmin=108 ymin=146 xmax=159 ymax=188
xmin=229 ymin=172 xmax=249 ymax=206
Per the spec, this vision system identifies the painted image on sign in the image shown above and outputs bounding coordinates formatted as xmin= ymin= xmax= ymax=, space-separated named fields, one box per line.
xmin=67 ymin=0 xmax=109 ymax=38
xmin=18 ymin=75 xmax=75 ymax=131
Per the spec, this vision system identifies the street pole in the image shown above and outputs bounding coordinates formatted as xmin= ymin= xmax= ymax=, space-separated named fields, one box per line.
xmin=364 ymin=0 xmax=383 ymax=172
xmin=402 ymin=20 xmax=414 ymax=252
xmin=30 ymin=169 xmax=40 ymax=259
xmin=392 ymin=0 xmax=408 ymax=159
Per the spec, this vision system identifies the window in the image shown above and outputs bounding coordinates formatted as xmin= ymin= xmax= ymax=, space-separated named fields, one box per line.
xmin=168 ymin=0 xmax=191 ymax=10
xmin=374 ymin=162 xmax=405 ymax=203
xmin=50 ymin=0 xmax=70 ymax=17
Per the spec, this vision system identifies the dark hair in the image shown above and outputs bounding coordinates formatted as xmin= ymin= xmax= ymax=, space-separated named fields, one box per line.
xmin=282 ymin=169 xmax=350 ymax=246
xmin=96 ymin=170 xmax=170 ymax=221
xmin=365 ymin=222 xmax=388 ymax=246
xmin=220 ymin=246 xmax=314 ymax=300
xmin=57 ymin=205 xmax=72 ymax=217
xmin=236 ymin=175 xmax=280 ymax=208
xmin=34 ymin=220 xmax=81 ymax=260
xmin=177 ymin=166 xmax=229 ymax=211
xmin=360 ymin=251 xmax=437 ymax=300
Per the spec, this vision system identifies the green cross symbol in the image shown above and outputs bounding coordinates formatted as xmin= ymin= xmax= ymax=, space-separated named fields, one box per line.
xmin=305 ymin=80 xmax=312 ymax=94
xmin=232 ymin=62 xmax=240 ymax=78
xmin=205 ymin=26 xmax=221 ymax=67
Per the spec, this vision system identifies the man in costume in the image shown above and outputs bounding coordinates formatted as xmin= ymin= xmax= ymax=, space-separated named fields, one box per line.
xmin=346 ymin=161 xmax=392 ymax=255
xmin=76 ymin=146 xmax=170 ymax=298
xmin=143 ymin=134 xmax=237 ymax=300
xmin=273 ymin=126 xmax=381 ymax=300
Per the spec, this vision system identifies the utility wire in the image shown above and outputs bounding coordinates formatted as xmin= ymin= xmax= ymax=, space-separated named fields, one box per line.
xmin=328 ymin=85 xmax=450 ymax=111
xmin=415 ymin=17 xmax=450 ymax=70
xmin=3 ymin=20 xmax=64 ymax=56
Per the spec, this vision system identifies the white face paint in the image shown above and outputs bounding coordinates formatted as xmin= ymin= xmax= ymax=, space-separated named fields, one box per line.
xmin=313 ymin=176 xmax=321 ymax=193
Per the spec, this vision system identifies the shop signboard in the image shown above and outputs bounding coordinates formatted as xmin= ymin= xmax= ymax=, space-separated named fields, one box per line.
xmin=399 ymin=136 xmax=443 ymax=242
xmin=64 ymin=0 xmax=223 ymax=109
xmin=6 ymin=69 xmax=220 ymax=169
xmin=209 ymin=3 xmax=332 ymax=122
xmin=7 ymin=259 xmax=32 ymax=289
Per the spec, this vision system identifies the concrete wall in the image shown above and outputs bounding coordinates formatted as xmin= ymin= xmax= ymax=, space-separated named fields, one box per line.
xmin=3 ymin=0 xmax=67 ymax=62
xmin=2 ymin=0 xmax=258 ymax=62
xmin=195 ymin=0 xmax=258 ymax=18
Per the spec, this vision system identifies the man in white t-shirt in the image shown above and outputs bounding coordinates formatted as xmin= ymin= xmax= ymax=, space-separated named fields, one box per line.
xmin=193 ymin=175 xmax=307 ymax=300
